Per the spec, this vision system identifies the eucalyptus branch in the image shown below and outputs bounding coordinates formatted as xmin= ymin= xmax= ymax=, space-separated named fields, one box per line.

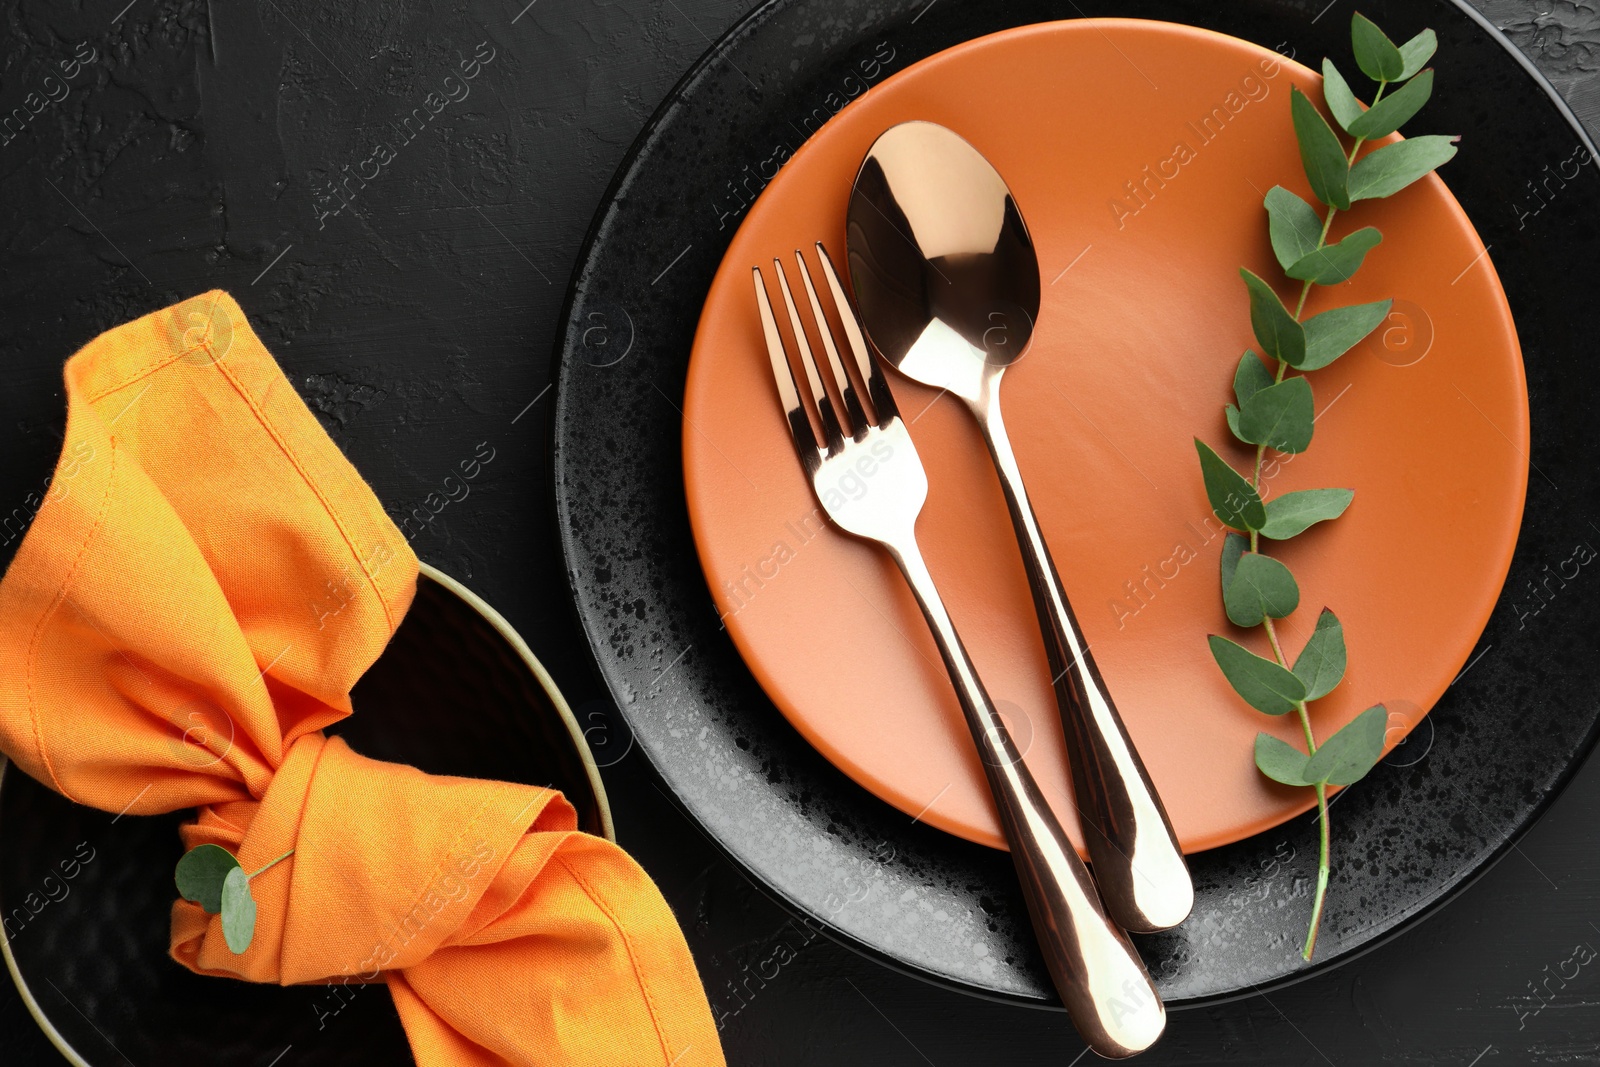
xmin=1194 ymin=12 xmax=1458 ymax=960
xmin=175 ymin=843 xmax=296 ymax=954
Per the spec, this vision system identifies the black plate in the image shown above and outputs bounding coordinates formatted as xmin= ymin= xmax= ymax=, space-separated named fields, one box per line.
xmin=0 ymin=566 xmax=608 ymax=1065
xmin=553 ymin=0 xmax=1600 ymax=1004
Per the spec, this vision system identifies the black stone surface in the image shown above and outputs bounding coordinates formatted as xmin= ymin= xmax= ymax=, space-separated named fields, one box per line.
xmin=1 ymin=0 xmax=1599 ymax=1063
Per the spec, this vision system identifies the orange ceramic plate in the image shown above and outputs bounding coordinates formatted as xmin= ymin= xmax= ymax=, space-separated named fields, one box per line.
xmin=682 ymin=20 xmax=1528 ymax=852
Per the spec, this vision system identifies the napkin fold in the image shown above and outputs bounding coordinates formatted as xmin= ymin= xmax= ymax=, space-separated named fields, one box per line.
xmin=0 ymin=292 xmax=724 ymax=1067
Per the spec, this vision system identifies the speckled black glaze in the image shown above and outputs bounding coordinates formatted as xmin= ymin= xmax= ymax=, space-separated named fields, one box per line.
xmin=554 ymin=0 xmax=1600 ymax=1005
xmin=0 ymin=569 xmax=605 ymax=1064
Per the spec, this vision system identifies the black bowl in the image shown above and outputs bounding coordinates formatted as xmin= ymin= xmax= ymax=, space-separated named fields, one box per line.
xmin=0 ymin=562 xmax=610 ymax=1066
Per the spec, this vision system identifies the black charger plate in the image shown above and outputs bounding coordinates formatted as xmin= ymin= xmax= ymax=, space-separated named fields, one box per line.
xmin=553 ymin=0 xmax=1600 ymax=1004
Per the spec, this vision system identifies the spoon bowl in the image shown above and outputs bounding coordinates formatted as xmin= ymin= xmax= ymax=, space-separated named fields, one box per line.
xmin=846 ymin=121 xmax=1040 ymax=402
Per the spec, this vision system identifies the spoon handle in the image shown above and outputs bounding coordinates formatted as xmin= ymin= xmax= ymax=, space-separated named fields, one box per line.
xmin=973 ymin=376 xmax=1194 ymax=933
xmin=885 ymin=535 xmax=1165 ymax=1058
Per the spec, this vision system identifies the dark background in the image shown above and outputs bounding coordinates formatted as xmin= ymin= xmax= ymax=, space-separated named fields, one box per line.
xmin=1 ymin=0 xmax=1597 ymax=1064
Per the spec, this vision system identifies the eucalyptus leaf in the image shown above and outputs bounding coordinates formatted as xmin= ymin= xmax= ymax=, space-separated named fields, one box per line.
xmin=1286 ymin=226 xmax=1383 ymax=285
xmin=1348 ymin=135 xmax=1459 ymax=201
xmin=1291 ymin=608 xmax=1348 ymax=700
xmin=1195 ymin=439 xmax=1266 ymax=531
xmin=1238 ymin=376 xmax=1315 ymax=454
xmin=1261 ymin=487 xmax=1355 ymax=540
xmin=1302 ymin=298 xmax=1392 ymax=371
xmin=1351 ymin=12 xmax=1405 ymax=82
xmin=1320 ymin=59 xmax=1365 ymax=132
xmin=1303 ymin=705 xmax=1389 ymax=785
xmin=1348 ymin=70 xmax=1434 ymax=140
xmin=1255 ymin=733 xmax=1315 ymax=786
xmin=1233 ymin=351 xmax=1275 ymax=406
xmin=1240 ymin=268 xmax=1307 ymax=367
xmin=1208 ymin=635 xmax=1307 ymax=716
xmin=175 ymin=844 xmax=241 ymax=915
xmin=1225 ymin=552 xmax=1302 ymax=626
xmin=1225 ymin=404 xmax=1247 ymax=443
xmin=1397 ymin=28 xmax=1438 ymax=80
xmin=1291 ymin=87 xmax=1352 ymax=210
xmin=1220 ymin=530 xmax=1248 ymax=595
xmin=1223 ymin=573 xmax=1267 ymax=627
xmin=220 ymin=866 xmax=258 ymax=954
xmin=1265 ymin=186 xmax=1324 ymax=271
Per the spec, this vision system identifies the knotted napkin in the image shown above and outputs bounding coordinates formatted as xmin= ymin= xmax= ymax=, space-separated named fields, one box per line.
xmin=0 ymin=292 xmax=724 ymax=1067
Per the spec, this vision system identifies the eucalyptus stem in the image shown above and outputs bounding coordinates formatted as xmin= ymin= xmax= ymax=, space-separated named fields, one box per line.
xmin=1252 ymin=459 xmax=1333 ymax=960
xmin=1304 ymin=783 xmax=1332 ymax=958
xmin=1261 ymin=615 xmax=1289 ymax=666
xmin=248 ymin=848 xmax=295 ymax=879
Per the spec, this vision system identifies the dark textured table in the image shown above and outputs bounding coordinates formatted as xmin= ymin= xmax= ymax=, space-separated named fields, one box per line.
xmin=1 ymin=0 xmax=1597 ymax=1063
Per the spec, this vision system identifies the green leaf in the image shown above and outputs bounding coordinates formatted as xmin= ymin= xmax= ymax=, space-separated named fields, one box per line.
xmin=1302 ymin=298 xmax=1392 ymax=371
xmin=1265 ymin=186 xmax=1324 ymax=272
xmin=1351 ymin=13 xmax=1406 ymax=82
xmin=220 ymin=866 xmax=258 ymax=954
xmin=1397 ymin=28 xmax=1438 ymax=81
xmin=1286 ymin=227 xmax=1383 ymax=285
xmin=1255 ymin=733 xmax=1315 ymax=786
xmin=1304 ymin=704 xmax=1389 ymax=785
xmin=1195 ymin=439 xmax=1266 ymax=531
xmin=1225 ymin=552 xmax=1302 ymax=626
xmin=1348 ymin=70 xmax=1434 ymax=140
xmin=1291 ymin=608 xmax=1348 ymax=700
xmin=1240 ymin=269 xmax=1307 ymax=367
xmin=1291 ymin=86 xmax=1352 ymax=210
xmin=1208 ymin=635 xmax=1307 ymax=716
xmin=1320 ymin=59 xmax=1365 ymax=132
xmin=1348 ymin=135 xmax=1459 ymax=201
xmin=1220 ymin=530 xmax=1248 ymax=594
xmin=1224 ymin=404 xmax=1246 ymax=443
xmin=1233 ymin=351 xmax=1275 ymax=406
xmin=175 ymin=844 xmax=241 ymax=915
xmin=1238 ymin=377 xmax=1315 ymax=454
xmin=1261 ymin=488 xmax=1355 ymax=540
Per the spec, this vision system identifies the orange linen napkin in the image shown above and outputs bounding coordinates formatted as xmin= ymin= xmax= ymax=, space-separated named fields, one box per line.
xmin=0 ymin=292 xmax=725 ymax=1067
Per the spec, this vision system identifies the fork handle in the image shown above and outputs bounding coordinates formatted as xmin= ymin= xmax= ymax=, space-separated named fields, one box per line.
xmin=972 ymin=382 xmax=1194 ymax=934
xmin=887 ymin=536 xmax=1164 ymax=1059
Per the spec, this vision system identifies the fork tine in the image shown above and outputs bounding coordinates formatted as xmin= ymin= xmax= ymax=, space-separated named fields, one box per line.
xmin=794 ymin=249 xmax=870 ymax=439
xmin=772 ymin=257 xmax=848 ymax=452
xmin=815 ymin=241 xmax=901 ymax=424
xmin=753 ymin=267 xmax=822 ymax=462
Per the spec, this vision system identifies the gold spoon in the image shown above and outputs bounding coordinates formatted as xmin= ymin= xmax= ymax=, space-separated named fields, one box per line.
xmin=845 ymin=120 xmax=1193 ymax=935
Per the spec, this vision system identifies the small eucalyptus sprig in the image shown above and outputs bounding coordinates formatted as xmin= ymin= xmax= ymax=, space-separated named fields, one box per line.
xmin=175 ymin=843 xmax=294 ymax=953
xmin=1194 ymin=13 xmax=1458 ymax=960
